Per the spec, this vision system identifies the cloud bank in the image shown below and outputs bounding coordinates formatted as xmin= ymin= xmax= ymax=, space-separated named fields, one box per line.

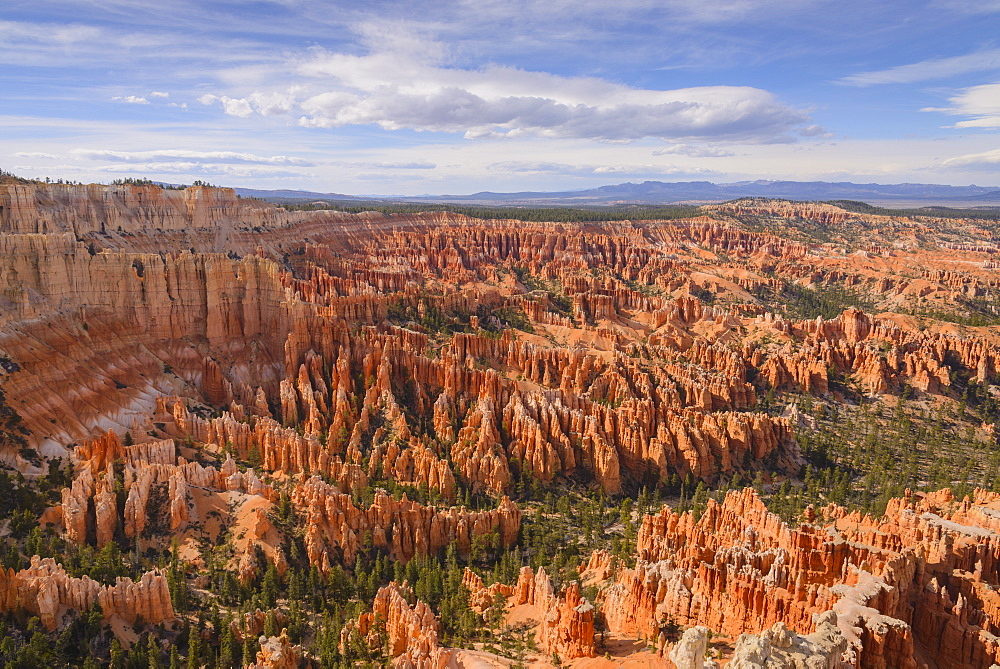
xmin=925 ymin=82 xmax=1000 ymax=128
xmin=489 ymin=161 xmax=717 ymax=178
xmin=198 ymin=34 xmax=814 ymax=143
xmin=943 ymin=147 xmax=1000 ymax=169
xmin=71 ymin=149 xmax=313 ymax=166
xmin=841 ymin=49 xmax=1000 ymax=86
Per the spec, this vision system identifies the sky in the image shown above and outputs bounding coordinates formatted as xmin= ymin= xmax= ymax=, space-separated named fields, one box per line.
xmin=2 ymin=0 xmax=1000 ymax=195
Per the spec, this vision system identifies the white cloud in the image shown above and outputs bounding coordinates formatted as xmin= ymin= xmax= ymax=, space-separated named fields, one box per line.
xmin=653 ymin=144 xmax=735 ymax=157
xmin=338 ymin=161 xmax=437 ymax=170
xmin=924 ymin=82 xmax=1000 ymax=128
xmin=489 ymin=161 xmax=717 ymax=177
xmin=799 ymin=124 xmax=832 ymax=137
xmin=840 ymin=49 xmax=1000 ymax=86
xmin=71 ymin=149 xmax=313 ymax=166
xmin=0 ymin=20 xmax=103 ymax=47
xmin=447 ymin=0 xmax=824 ymax=31
xmin=112 ymin=95 xmax=150 ymax=104
xmin=198 ymin=36 xmax=811 ymax=143
xmin=7 ymin=125 xmax=1000 ymax=194
xmin=13 ymin=152 xmax=59 ymax=159
xmin=0 ymin=16 xmax=285 ymax=70
xmin=294 ymin=85 xmax=807 ymax=142
xmin=943 ymin=147 xmax=1000 ymax=169
xmin=199 ymin=89 xmax=300 ymax=117
xmin=149 ymin=91 xmax=170 ymax=98
xmin=98 ymin=163 xmax=305 ymax=178
xmin=198 ymin=94 xmax=250 ymax=117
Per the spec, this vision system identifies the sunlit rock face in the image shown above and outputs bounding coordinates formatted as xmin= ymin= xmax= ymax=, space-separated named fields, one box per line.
xmin=7 ymin=182 xmax=1000 ymax=664
xmin=597 ymin=487 xmax=1000 ymax=669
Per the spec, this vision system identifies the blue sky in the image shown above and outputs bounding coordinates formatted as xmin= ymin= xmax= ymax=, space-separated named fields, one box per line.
xmin=2 ymin=0 xmax=1000 ymax=194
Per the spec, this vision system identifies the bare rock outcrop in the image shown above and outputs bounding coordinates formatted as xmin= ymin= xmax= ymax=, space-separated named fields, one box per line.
xmin=668 ymin=625 xmax=718 ymax=668
xmin=0 ymin=556 xmax=174 ymax=630
xmin=343 ymin=583 xmax=453 ymax=668
xmin=598 ymin=487 xmax=1000 ymax=669
xmin=511 ymin=566 xmax=595 ymax=660
xmin=462 ymin=568 xmax=515 ymax=613
xmin=250 ymin=630 xmax=302 ymax=669
xmin=293 ymin=476 xmax=521 ymax=569
xmin=727 ymin=613 xmax=847 ymax=669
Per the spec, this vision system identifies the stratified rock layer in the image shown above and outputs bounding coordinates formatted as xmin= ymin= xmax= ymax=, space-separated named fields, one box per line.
xmin=600 ymin=487 xmax=1000 ymax=669
xmin=7 ymin=183 xmax=1000 ymax=664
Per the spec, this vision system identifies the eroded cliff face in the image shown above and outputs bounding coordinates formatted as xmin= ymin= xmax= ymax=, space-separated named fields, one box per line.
xmin=0 ymin=555 xmax=173 ymax=630
xmin=6 ymin=182 xmax=998 ymax=491
xmin=59 ymin=429 xmax=276 ymax=548
xmin=342 ymin=583 xmax=453 ymax=668
xmin=511 ymin=566 xmax=596 ymax=660
xmin=0 ymin=183 xmax=287 ymax=236
xmin=293 ymin=475 xmax=521 ymax=569
xmin=6 ymin=183 xmax=1000 ymax=664
xmin=53 ymin=423 xmax=515 ymax=589
xmin=593 ymin=487 xmax=1000 ymax=669
xmin=0 ymin=233 xmax=290 ymax=464
xmin=462 ymin=563 xmax=597 ymax=661
xmin=329 ymin=486 xmax=1000 ymax=667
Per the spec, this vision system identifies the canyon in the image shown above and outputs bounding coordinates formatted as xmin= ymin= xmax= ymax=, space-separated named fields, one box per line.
xmin=3 ymin=179 xmax=1000 ymax=666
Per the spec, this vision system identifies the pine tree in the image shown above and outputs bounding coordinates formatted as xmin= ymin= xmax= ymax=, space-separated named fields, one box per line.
xmin=242 ymin=636 xmax=257 ymax=667
xmin=248 ymin=443 xmax=262 ymax=469
xmin=147 ymin=633 xmax=161 ymax=669
xmin=168 ymin=538 xmax=189 ymax=612
xmin=187 ymin=625 xmax=201 ymax=669
xmin=110 ymin=638 xmax=126 ymax=669
xmin=261 ymin=563 xmax=280 ymax=609
xmin=264 ymin=610 xmax=278 ymax=637
xmin=218 ymin=624 xmax=235 ymax=669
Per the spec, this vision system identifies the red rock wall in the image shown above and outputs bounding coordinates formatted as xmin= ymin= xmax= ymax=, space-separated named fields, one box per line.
xmin=600 ymin=487 xmax=1000 ymax=669
xmin=511 ymin=566 xmax=596 ymax=660
xmin=293 ymin=476 xmax=521 ymax=569
xmin=343 ymin=583 xmax=452 ymax=668
xmin=0 ymin=556 xmax=173 ymax=630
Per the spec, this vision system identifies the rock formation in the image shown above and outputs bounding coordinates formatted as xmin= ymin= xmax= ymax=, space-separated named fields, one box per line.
xmin=510 ymin=566 xmax=596 ymax=660
xmin=0 ymin=556 xmax=173 ymax=630
xmin=459 ymin=563 xmax=597 ymax=662
xmin=7 ymin=182 xmax=1000 ymax=664
xmin=599 ymin=487 xmax=1000 ymax=669
xmin=250 ymin=630 xmax=302 ymax=669
xmin=462 ymin=568 xmax=515 ymax=613
xmin=668 ymin=626 xmax=715 ymax=669
xmin=293 ymin=476 xmax=521 ymax=569
xmin=726 ymin=613 xmax=848 ymax=669
xmin=343 ymin=583 xmax=453 ymax=668
xmin=58 ymin=429 xmax=278 ymax=549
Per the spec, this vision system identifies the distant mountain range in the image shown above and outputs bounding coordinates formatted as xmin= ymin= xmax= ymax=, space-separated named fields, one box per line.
xmin=233 ymin=187 xmax=362 ymax=200
xmin=233 ymin=180 xmax=1000 ymax=208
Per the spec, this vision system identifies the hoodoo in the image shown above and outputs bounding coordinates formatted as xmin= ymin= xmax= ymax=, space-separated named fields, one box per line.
xmin=3 ymin=180 xmax=1000 ymax=665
